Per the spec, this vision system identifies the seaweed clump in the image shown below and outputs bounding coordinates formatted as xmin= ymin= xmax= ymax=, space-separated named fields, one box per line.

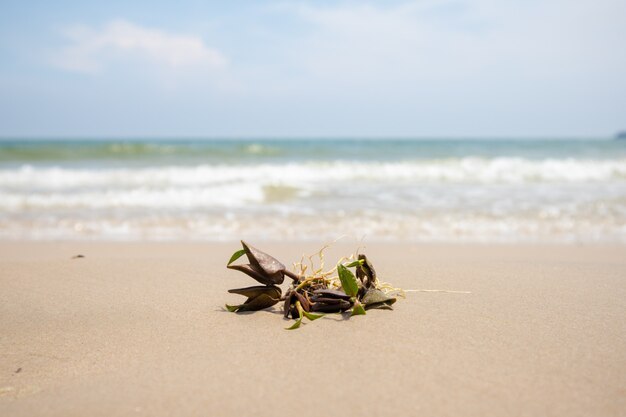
xmin=225 ymin=241 xmax=399 ymax=330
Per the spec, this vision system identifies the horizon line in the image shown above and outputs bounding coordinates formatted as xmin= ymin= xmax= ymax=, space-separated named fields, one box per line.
xmin=0 ymin=135 xmax=619 ymax=142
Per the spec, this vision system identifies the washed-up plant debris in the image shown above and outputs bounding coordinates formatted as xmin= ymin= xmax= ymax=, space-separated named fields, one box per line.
xmin=225 ymin=241 xmax=401 ymax=330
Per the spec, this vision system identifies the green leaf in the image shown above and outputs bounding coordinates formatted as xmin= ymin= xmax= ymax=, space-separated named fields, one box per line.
xmin=227 ymin=249 xmax=246 ymax=266
xmin=286 ymin=317 xmax=303 ymax=330
xmin=225 ymin=304 xmax=240 ymax=312
xmin=344 ymin=259 xmax=364 ymax=268
xmin=361 ymin=288 xmax=396 ymax=311
xmin=337 ymin=263 xmax=359 ymax=297
xmin=303 ymin=311 xmax=323 ymax=321
xmin=351 ymin=301 xmax=366 ymax=316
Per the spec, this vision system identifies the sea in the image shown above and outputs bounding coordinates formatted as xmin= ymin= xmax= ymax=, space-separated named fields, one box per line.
xmin=1 ymin=138 xmax=625 ymax=242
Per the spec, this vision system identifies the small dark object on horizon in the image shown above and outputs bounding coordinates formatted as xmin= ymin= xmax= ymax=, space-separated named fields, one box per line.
xmin=72 ymin=254 xmax=85 ymax=259
xmin=615 ymin=131 xmax=626 ymax=139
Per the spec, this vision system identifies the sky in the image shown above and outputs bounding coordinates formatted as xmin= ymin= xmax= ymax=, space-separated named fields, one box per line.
xmin=0 ymin=0 xmax=625 ymax=138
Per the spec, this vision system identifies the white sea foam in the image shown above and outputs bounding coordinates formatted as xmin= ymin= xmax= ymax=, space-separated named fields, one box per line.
xmin=1 ymin=157 xmax=625 ymax=241
xmin=0 ymin=210 xmax=624 ymax=242
xmin=1 ymin=157 xmax=625 ymax=191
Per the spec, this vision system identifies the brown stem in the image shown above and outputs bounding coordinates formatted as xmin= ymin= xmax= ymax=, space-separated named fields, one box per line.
xmin=284 ymin=270 xmax=301 ymax=282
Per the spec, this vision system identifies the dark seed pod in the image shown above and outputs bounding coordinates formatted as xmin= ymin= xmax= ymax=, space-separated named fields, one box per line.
xmin=228 ymin=285 xmax=281 ymax=299
xmin=290 ymin=305 xmax=300 ymax=319
xmin=236 ymin=293 xmax=281 ymax=312
xmin=356 ymin=254 xmax=377 ymax=288
xmin=311 ymin=288 xmax=352 ymax=300
xmin=227 ymin=264 xmax=271 ymax=285
xmin=293 ymin=292 xmax=311 ymax=312
xmin=311 ymin=299 xmax=352 ymax=313
xmin=227 ymin=241 xmax=289 ymax=285
xmin=309 ymin=297 xmax=346 ymax=305
xmin=283 ymin=291 xmax=294 ymax=318
xmin=241 ymin=241 xmax=286 ymax=284
xmin=227 ymin=285 xmax=282 ymax=312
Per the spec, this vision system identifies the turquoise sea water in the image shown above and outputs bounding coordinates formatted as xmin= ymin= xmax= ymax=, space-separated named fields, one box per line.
xmin=1 ymin=138 xmax=625 ymax=242
xmin=2 ymin=138 xmax=626 ymax=165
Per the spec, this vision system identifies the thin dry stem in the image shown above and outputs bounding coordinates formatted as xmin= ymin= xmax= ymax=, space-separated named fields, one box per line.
xmin=289 ymin=239 xmax=410 ymax=297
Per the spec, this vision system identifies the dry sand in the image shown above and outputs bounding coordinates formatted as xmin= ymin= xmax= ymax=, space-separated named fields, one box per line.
xmin=1 ymin=242 xmax=625 ymax=416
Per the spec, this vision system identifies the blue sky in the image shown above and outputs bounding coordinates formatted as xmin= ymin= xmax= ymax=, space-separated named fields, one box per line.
xmin=0 ymin=0 xmax=624 ymax=138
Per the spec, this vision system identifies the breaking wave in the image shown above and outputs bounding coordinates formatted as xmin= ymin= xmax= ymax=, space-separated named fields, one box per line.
xmin=1 ymin=153 xmax=625 ymax=242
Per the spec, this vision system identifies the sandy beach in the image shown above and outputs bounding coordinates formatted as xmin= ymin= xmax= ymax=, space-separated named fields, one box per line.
xmin=2 ymin=0 xmax=625 ymax=414
xmin=0 ymin=242 xmax=624 ymax=416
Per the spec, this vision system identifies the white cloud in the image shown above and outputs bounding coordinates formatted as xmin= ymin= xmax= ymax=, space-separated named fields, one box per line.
xmin=218 ymin=0 xmax=626 ymax=135
xmin=30 ymin=2 xmax=625 ymax=136
xmin=274 ymin=0 xmax=626 ymax=89
xmin=53 ymin=19 xmax=228 ymax=74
